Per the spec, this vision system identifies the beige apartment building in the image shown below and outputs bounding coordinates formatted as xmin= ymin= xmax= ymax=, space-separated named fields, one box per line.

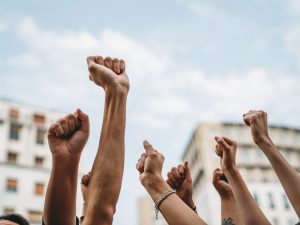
xmin=138 ymin=122 xmax=300 ymax=225
xmin=0 ymin=99 xmax=84 ymax=224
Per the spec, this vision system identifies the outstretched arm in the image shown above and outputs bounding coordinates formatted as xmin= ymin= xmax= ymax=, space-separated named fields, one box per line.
xmin=212 ymin=168 xmax=243 ymax=225
xmin=44 ymin=110 xmax=90 ymax=225
xmin=136 ymin=141 xmax=207 ymax=225
xmin=244 ymin=110 xmax=300 ymax=218
xmin=82 ymin=56 xmax=129 ymax=225
xmin=215 ymin=136 xmax=270 ymax=225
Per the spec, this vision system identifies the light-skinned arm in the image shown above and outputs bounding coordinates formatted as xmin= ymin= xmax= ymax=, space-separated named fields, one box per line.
xmin=44 ymin=109 xmax=90 ymax=225
xmin=212 ymin=168 xmax=243 ymax=225
xmin=82 ymin=56 xmax=129 ymax=225
xmin=215 ymin=136 xmax=271 ymax=225
xmin=243 ymin=110 xmax=300 ymax=218
xmin=136 ymin=141 xmax=207 ymax=225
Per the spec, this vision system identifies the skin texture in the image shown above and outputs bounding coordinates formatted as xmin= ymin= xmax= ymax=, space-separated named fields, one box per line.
xmin=44 ymin=109 xmax=90 ymax=225
xmin=136 ymin=141 xmax=207 ymax=225
xmin=82 ymin=56 xmax=129 ymax=225
xmin=215 ymin=136 xmax=271 ymax=225
xmin=212 ymin=168 xmax=243 ymax=225
xmin=243 ymin=110 xmax=300 ymax=218
xmin=166 ymin=162 xmax=196 ymax=210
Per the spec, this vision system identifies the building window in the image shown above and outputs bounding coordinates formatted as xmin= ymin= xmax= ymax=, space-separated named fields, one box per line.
xmin=7 ymin=152 xmax=18 ymax=164
xmin=34 ymin=183 xmax=45 ymax=196
xmin=9 ymin=123 xmax=21 ymax=140
xmin=267 ymin=192 xmax=275 ymax=209
xmin=9 ymin=109 xmax=19 ymax=119
xmin=33 ymin=114 xmax=45 ymax=124
xmin=28 ymin=210 xmax=43 ymax=223
xmin=36 ymin=129 xmax=46 ymax=145
xmin=6 ymin=179 xmax=17 ymax=192
xmin=35 ymin=156 xmax=44 ymax=167
xmin=3 ymin=207 xmax=15 ymax=215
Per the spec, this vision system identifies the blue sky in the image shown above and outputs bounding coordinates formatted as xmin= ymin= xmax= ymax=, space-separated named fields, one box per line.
xmin=1 ymin=0 xmax=300 ymax=224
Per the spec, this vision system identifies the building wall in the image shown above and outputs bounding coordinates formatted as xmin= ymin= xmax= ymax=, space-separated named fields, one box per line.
xmin=183 ymin=123 xmax=300 ymax=225
xmin=0 ymin=99 xmax=84 ymax=224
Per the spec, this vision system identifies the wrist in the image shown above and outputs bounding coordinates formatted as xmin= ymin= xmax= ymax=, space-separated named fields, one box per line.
xmin=256 ymin=137 xmax=275 ymax=150
xmin=52 ymin=153 xmax=81 ymax=167
xmin=141 ymin=174 xmax=170 ymax=202
xmin=104 ymin=84 xmax=129 ymax=96
xmin=223 ymin=166 xmax=238 ymax=178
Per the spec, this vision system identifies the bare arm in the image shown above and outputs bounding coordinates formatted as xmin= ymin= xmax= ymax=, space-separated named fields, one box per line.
xmin=44 ymin=110 xmax=89 ymax=225
xmin=136 ymin=141 xmax=207 ymax=225
xmin=215 ymin=136 xmax=271 ymax=225
xmin=82 ymin=56 xmax=129 ymax=225
xmin=244 ymin=110 xmax=300 ymax=218
xmin=212 ymin=168 xmax=243 ymax=225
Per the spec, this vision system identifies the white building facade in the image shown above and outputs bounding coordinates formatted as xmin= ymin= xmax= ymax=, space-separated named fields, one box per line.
xmin=0 ymin=99 xmax=84 ymax=224
xmin=138 ymin=122 xmax=300 ymax=225
xmin=183 ymin=123 xmax=300 ymax=225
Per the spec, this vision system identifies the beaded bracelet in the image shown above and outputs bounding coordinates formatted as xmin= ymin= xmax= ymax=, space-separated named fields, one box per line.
xmin=154 ymin=189 xmax=176 ymax=219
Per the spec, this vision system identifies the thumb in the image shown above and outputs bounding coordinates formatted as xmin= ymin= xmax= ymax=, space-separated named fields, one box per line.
xmin=143 ymin=140 xmax=155 ymax=155
xmin=77 ymin=109 xmax=90 ymax=133
xmin=184 ymin=161 xmax=192 ymax=181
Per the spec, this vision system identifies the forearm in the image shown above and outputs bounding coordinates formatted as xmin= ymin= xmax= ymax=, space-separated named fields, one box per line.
xmin=44 ymin=155 xmax=80 ymax=225
xmin=144 ymin=177 xmax=206 ymax=225
xmin=259 ymin=141 xmax=300 ymax=217
xmin=225 ymin=168 xmax=271 ymax=225
xmin=221 ymin=197 xmax=243 ymax=225
xmin=86 ymin=89 xmax=127 ymax=219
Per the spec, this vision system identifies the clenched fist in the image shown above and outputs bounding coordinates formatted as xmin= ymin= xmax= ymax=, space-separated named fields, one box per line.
xmin=212 ymin=168 xmax=233 ymax=200
xmin=243 ymin=110 xmax=272 ymax=147
xmin=47 ymin=109 xmax=89 ymax=157
xmin=166 ymin=162 xmax=195 ymax=209
xmin=215 ymin=136 xmax=238 ymax=173
xmin=86 ymin=56 xmax=129 ymax=94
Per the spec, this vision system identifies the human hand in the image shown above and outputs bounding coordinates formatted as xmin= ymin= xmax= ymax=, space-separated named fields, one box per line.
xmin=81 ymin=172 xmax=92 ymax=203
xmin=136 ymin=140 xmax=165 ymax=187
xmin=212 ymin=168 xmax=234 ymax=200
xmin=215 ymin=136 xmax=237 ymax=173
xmin=243 ymin=110 xmax=272 ymax=147
xmin=47 ymin=109 xmax=89 ymax=157
xmin=86 ymin=55 xmax=129 ymax=94
xmin=166 ymin=162 xmax=195 ymax=209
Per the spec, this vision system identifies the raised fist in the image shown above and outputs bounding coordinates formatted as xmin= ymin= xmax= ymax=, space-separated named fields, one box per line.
xmin=212 ymin=168 xmax=233 ymax=200
xmin=136 ymin=141 xmax=165 ymax=186
xmin=243 ymin=110 xmax=271 ymax=146
xmin=81 ymin=172 xmax=92 ymax=203
xmin=166 ymin=162 xmax=195 ymax=209
xmin=47 ymin=109 xmax=89 ymax=157
xmin=215 ymin=136 xmax=237 ymax=173
xmin=86 ymin=56 xmax=129 ymax=93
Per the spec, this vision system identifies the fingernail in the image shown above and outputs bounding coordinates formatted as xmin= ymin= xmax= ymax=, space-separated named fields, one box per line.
xmin=215 ymin=136 xmax=219 ymax=141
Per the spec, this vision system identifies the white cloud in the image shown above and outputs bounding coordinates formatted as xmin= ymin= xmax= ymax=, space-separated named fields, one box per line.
xmin=287 ymin=0 xmax=300 ymax=13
